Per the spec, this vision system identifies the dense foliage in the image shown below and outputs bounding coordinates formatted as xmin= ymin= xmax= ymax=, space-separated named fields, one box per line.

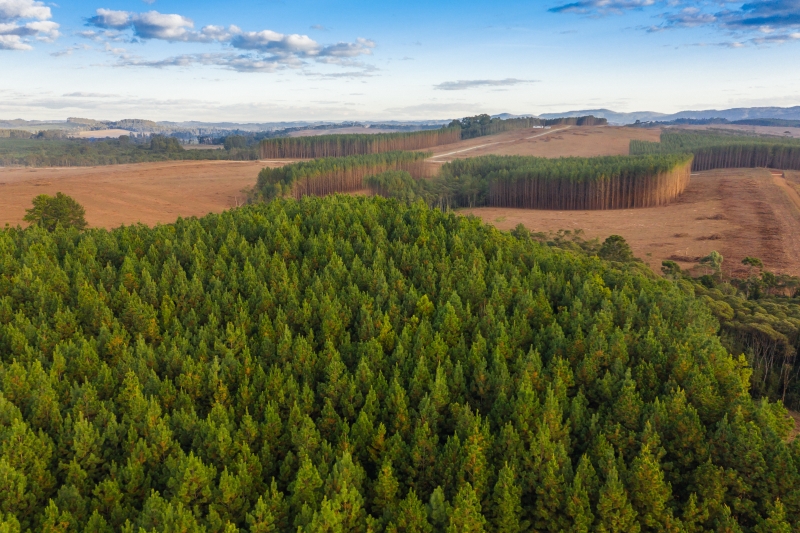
xmin=0 ymin=137 xmax=256 ymax=167
xmin=630 ymin=131 xmax=800 ymax=171
xmin=365 ymin=154 xmax=693 ymax=210
xmin=660 ymin=259 xmax=800 ymax=410
xmin=254 ymin=152 xmax=430 ymax=201
xmin=258 ymin=130 xmax=460 ymax=159
xmin=23 ymin=193 xmax=88 ymax=232
xmin=0 ymin=195 xmax=797 ymax=532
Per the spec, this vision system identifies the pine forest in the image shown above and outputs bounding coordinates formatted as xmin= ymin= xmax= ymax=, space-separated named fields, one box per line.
xmin=258 ymin=129 xmax=461 ymax=159
xmin=630 ymin=131 xmax=800 ymax=171
xmin=0 ymin=195 xmax=798 ymax=532
xmin=332 ymin=154 xmax=694 ymax=210
xmin=255 ymin=152 xmax=432 ymax=201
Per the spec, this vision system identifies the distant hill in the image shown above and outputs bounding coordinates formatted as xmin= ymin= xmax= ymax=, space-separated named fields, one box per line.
xmin=536 ymin=106 xmax=800 ymax=125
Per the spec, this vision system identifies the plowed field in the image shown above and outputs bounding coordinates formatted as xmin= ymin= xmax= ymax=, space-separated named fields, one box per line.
xmin=462 ymin=168 xmax=800 ymax=277
xmin=0 ymin=160 xmax=288 ymax=229
xmin=425 ymin=126 xmax=661 ymax=163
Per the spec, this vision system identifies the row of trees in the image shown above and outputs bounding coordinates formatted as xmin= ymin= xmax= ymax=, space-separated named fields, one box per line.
xmin=0 ymin=136 xmax=257 ymax=167
xmin=630 ymin=131 xmax=800 ymax=171
xmin=0 ymin=129 xmax=32 ymax=139
xmin=255 ymin=152 xmax=431 ymax=201
xmin=451 ymin=115 xmax=607 ymax=140
xmin=259 ymin=115 xmax=609 ymax=159
xmin=363 ymin=154 xmax=693 ymax=210
xmin=259 ymin=129 xmax=461 ymax=159
xmin=0 ymin=195 xmax=797 ymax=531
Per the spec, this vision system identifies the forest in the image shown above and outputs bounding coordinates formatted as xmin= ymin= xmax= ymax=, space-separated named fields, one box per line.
xmin=254 ymin=152 xmax=431 ymax=201
xmin=656 ymin=257 xmax=800 ymax=411
xmin=258 ymin=116 xmax=608 ymax=159
xmin=0 ymin=195 xmax=798 ymax=532
xmin=630 ymin=131 xmax=800 ymax=171
xmin=0 ymin=136 xmax=257 ymax=167
xmin=450 ymin=115 xmax=607 ymax=140
xmin=361 ymin=154 xmax=692 ymax=210
xmin=258 ymin=129 xmax=460 ymax=159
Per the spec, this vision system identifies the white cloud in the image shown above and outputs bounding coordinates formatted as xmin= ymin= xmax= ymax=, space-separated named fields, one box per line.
xmin=84 ymin=8 xmax=377 ymax=73
xmin=434 ymin=78 xmax=535 ymax=90
xmin=0 ymin=0 xmax=51 ymax=22
xmin=112 ymin=52 xmax=281 ymax=72
xmin=0 ymin=0 xmax=59 ymax=49
xmin=0 ymin=33 xmax=29 ymax=49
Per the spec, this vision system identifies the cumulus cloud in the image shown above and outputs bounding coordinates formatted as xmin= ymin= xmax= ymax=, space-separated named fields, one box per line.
xmin=84 ymin=8 xmax=376 ymax=72
xmin=434 ymin=78 xmax=535 ymax=91
xmin=0 ymin=0 xmax=59 ymax=50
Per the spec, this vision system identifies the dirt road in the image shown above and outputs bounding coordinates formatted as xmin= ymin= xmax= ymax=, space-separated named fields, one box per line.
xmin=425 ymin=126 xmax=660 ymax=163
xmin=428 ymin=127 xmax=570 ymax=161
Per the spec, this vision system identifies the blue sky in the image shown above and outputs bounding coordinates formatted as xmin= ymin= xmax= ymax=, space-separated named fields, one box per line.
xmin=1 ymin=0 xmax=800 ymax=121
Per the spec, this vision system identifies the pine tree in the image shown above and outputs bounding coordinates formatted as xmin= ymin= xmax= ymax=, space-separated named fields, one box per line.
xmin=491 ymin=463 xmax=523 ymax=533
xmin=595 ymin=466 xmax=639 ymax=533
xmin=627 ymin=443 xmax=676 ymax=531
xmin=447 ymin=484 xmax=486 ymax=533
xmin=386 ymin=490 xmax=431 ymax=533
xmin=566 ymin=456 xmax=595 ymax=533
xmin=754 ymin=499 xmax=792 ymax=533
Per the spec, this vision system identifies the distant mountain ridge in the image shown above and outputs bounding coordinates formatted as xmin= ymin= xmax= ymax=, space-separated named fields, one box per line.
xmin=536 ymin=106 xmax=800 ymax=125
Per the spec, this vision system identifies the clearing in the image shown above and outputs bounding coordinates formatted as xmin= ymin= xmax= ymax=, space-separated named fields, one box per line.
xmin=0 ymin=160 xmax=287 ymax=229
xmin=462 ymin=168 xmax=800 ymax=277
xmin=425 ymin=126 xmax=661 ymax=163
xmin=73 ymin=129 xmax=135 ymax=139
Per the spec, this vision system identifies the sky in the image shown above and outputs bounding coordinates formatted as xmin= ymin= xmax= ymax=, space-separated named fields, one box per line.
xmin=1 ymin=0 xmax=800 ymax=122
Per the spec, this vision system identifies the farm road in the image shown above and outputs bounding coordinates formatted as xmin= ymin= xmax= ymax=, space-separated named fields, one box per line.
xmin=428 ymin=126 xmax=570 ymax=161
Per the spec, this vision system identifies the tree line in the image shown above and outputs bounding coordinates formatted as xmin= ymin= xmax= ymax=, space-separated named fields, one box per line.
xmin=630 ymin=131 xmax=800 ymax=171
xmin=259 ymin=129 xmax=461 ymax=159
xmin=0 ymin=136 xmax=257 ymax=168
xmin=361 ymin=154 xmax=692 ymax=210
xmin=0 ymin=194 xmax=797 ymax=531
xmin=254 ymin=152 xmax=431 ymax=201
xmin=451 ymin=115 xmax=607 ymax=140
xmin=259 ymin=116 xmax=608 ymax=159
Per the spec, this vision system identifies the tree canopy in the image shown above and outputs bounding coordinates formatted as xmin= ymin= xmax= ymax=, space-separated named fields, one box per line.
xmin=0 ymin=195 xmax=797 ymax=532
xmin=22 ymin=192 xmax=88 ymax=232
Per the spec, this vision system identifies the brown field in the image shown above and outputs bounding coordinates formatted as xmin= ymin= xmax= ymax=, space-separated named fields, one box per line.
xmin=425 ymin=126 xmax=661 ymax=163
xmin=0 ymin=160 xmax=288 ymax=229
xmin=73 ymin=129 xmax=134 ymax=139
xmin=462 ymin=168 xmax=800 ymax=277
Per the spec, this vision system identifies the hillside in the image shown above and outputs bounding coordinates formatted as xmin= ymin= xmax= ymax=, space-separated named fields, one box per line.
xmin=0 ymin=196 xmax=796 ymax=531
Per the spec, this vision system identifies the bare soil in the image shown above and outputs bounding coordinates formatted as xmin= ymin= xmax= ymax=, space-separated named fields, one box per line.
xmin=425 ymin=126 xmax=661 ymax=164
xmin=461 ymin=168 xmax=800 ymax=277
xmin=0 ymin=160 xmax=287 ymax=229
xmin=73 ymin=129 xmax=134 ymax=139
